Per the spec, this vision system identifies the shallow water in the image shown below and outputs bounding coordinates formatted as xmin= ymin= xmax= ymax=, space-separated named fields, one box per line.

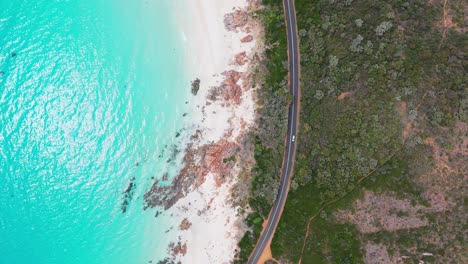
xmin=0 ymin=0 xmax=188 ymax=263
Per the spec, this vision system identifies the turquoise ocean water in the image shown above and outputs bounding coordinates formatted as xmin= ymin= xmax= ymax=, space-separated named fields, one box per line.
xmin=0 ymin=0 xmax=189 ymax=263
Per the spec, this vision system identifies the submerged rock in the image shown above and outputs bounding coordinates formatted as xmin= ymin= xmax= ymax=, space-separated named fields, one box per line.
xmin=154 ymin=211 xmax=161 ymax=218
xmin=120 ymin=177 xmax=136 ymax=213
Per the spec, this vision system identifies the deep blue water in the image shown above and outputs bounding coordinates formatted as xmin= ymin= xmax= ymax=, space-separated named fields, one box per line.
xmin=0 ymin=0 xmax=188 ymax=263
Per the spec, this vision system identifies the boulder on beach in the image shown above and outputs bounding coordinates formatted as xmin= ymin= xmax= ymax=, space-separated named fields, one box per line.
xmin=191 ymin=78 xmax=200 ymax=95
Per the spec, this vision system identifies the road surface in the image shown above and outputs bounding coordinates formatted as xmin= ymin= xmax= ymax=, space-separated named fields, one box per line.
xmin=247 ymin=0 xmax=301 ymax=263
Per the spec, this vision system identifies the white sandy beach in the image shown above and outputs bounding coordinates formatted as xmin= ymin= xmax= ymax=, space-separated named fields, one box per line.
xmin=177 ymin=0 xmax=257 ymax=145
xmin=163 ymin=0 xmax=262 ymax=263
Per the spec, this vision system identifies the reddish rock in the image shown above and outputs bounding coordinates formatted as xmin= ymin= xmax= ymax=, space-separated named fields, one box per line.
xmin=221 ymin=70 xmax=243 ymax=105
xmin=224 ymin=129 xmax=234 ymax=138
xmin=206 ymin=70 xmax=244 ymax=105
xmin=143 ymin=144 xmax=205 ymax=210
xmin=171 ymin=242 xmax=187 ymax=256
xmin=241 ymin=35 xmax=254 ymax=43
xmin=143 ymin=136 xmax=241 ymax=210
xmin=224 ymin=9 xmax=248 ymax=31
xmin=202 ymin=140 xmax=238 ymax=176
xmin=179 ymin=218 xmax=192 ymax=230
xmin=233 ymin=51 xmax=248 ymax=66
xmin=225 ymin=85 xmax=242 ymax=105
xmin=223 ymin=70 xmax=242 ymax=83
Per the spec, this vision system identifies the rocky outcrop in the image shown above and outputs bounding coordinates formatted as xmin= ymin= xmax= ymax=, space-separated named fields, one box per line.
xmin=179 ymin=218 xmax=192 ymax=230
xmin=170 ymin=242 xmax=187 ymax=257
xmin=222 ymin=70 xmax=243 ymax=105
xmin=143 ymin=139 xmax=239 ymax=210
xmin=241 ymin=35 xmax=254 ymax=43
xmin=206 ymin=70 xmax=243 ymax=105
xmin=233 ymin=51 xmax=248 ymax=66
xmin=143 ymin=144 xmax=198 ymax=210
xmin=201 ymin=140 xmax=238 ymax=185
xmin=224 ymin=9 xmax=248 ymax=31
xmin=121 ymin=177 xmax=136 ymax=213
xmin=191 ymin=78 xmax=201 ymax=95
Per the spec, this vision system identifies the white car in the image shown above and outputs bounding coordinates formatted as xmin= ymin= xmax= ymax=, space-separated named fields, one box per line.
xmin=292 ymin=135 xmax=295 ymax=142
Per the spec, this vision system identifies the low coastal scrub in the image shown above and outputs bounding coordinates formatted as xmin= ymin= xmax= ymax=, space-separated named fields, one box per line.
xmin=234 ymin=1 xmax=289 ymax=263
xmin=238 ymin=0 xmax=466 ymax=263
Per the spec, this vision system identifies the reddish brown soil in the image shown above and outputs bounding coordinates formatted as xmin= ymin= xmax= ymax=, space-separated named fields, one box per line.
xmin=337 ymin=91 xmax=354 ymax=100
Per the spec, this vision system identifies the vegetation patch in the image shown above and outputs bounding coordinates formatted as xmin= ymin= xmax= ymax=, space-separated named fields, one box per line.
xmin=238 ymin=0 xmax=466 ymax=263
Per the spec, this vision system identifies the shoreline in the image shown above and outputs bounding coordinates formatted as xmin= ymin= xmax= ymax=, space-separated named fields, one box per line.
xmin=144 ymin=0 xmax=264 ymax=262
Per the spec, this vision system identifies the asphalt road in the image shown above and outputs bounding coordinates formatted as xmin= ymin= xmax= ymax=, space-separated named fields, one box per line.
xmin=247 ymin=0 xmax=300 ymax=263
